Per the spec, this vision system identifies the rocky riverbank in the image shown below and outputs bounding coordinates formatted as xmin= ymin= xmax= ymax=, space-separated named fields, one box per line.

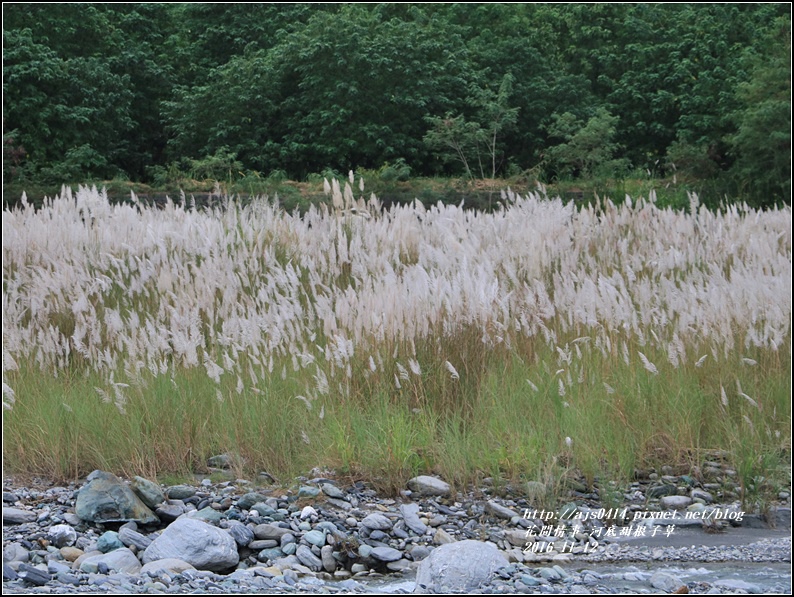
xmin=3 ymin=463 xmax=791 ymax=594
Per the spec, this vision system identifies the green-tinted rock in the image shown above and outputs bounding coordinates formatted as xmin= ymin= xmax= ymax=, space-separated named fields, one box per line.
xmin=189 ymin=507 xmax=224 ymax=524
xmin=303 ymin=530 xmax=326 ymax=547
xmin=131 ymin=476 xmax=166 ymax=509
xmin=250 ymin=502 xmax=277 ymax=517
xmin=257 ymin=547 xmax=285 ymax=562
xmin=320 ymin=483 xmax=346 ymax=500
xmin=648 ymin=484 xmax=677 ymax=499
xmin=166 ymin=485 xmax=196 ymax=500
xmin=237 ymin=493 xmax=269 ymax=511
xmin=560 ymin=502 xmax=579 ymax=519
xmin=75 ymin=471 xmax=159 ymax=525
xmin=298 ymin=486 xmax=320 ymax=498
xmin=96 ymin=531 xmax=124 ymax=553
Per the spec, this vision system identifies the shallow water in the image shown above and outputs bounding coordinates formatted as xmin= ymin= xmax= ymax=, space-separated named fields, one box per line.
xmin=355 ymin=560 xmax=791 ymax=594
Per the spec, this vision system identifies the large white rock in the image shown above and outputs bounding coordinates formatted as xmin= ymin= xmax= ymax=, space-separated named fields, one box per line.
xmin=414 ymin=540 xmax=508 ymax=593
xmin=650 ymin=572 xmax=686 ymax=593
xmin=660 ymin=495 xmax=692 ymax=510
xmin=142 ymin=518 xmax=239 ymax=572
xmin=407 ymin=476 xmax=451 ymax=497
xmin=48 ymin=524 xmax=77 ymax=548
xmin=79 ymin=548 xmax=142 ymax=574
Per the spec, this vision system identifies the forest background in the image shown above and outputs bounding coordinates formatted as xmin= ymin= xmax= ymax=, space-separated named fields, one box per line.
xmin=3 ymin=3 xmax=791 ymax=208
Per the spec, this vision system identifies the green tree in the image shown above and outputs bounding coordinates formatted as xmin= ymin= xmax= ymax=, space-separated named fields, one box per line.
xmin=3 ymin=4 xmax=177 ymax=181
xmin=424 ymin=74 xmax=519 ymax=179
xmin=469 ymin=74 xmax=520 ymax=179
xmin=541 ymin=4 xmax=789 ymax=171
xmin=164 ymin=5 xmax=472 ymax=177
xmin=440 ymin=3 xmax=592 ymax=171
xmin=728 ymin=16 xmax=791 ymax=204
xmin=423 ymin=114 xmax=483 ymax=179
xmin=544 ymin=108 xmax=627 ymax=179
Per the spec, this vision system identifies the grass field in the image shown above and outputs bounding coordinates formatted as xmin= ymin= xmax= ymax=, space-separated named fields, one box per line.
xmin=3 ymin=182 xmax=790 ymax=508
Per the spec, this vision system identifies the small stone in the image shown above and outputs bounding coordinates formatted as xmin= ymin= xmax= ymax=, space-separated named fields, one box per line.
xmin=257 ymin=565 xmax=282 ymax=577
xmin=258 ymin=547 xmax=285 ymax=562
xmin=188 ymin=506 xmax=224 ymax=524
xmin=361 ymin=512 xmax=392 ymax=531
xmin=62 ymin=512 xmax=81 ymax=526
xmin=254 ymin=523 xmax=292 ymax=540
xmin=485 ymin=500 xmax=518 ymax=519
xmin=226 ymin=520 xmax=255 ymax=547
xmin=433 ymin=528 xmax=455 ymax=545
xmin=647 ymin=484 xmax=677 ymax=499
xmin=295 ymin=545 xmax=322 ymax=571
xmin=428 ymin=515 xmax=447 ymax=527
xmin=156 ymin=502 xmax=185 ymax=521
xmin=539 ymin=567 xmax=562 ymax=581
xmin=303 ymin=530 xmax=326 ymax=547
xmin=3 ymin=542 xmax=30 ymax=563
xmin=57 ymin=571 xmax=81 ymax=586
xmin=96 ymin=531 xmax=125 ymax=553
xmin=60 ymin=547 xmax=83 ymax=562
xmin=370 ymin=546 xmax=402 ymax=562
xmin=504 ymin=529 xmax=528 ymax=547
xmin=48 ymin=524 xmax=77 ymax=548
xmin=17 ymin=563 xmax=50 ymax=586
xmin=2 ymin=507 xmax=37 ymax=525
xmin=320 ymin=483 xmax=346 ymax=500
xmin=409 ymin=545 xmax=431 ymax=561
xmin=320 ymin=545 xmax=336 ymax=573
xmin=2 ymin=564 xmax=17 ymax=582
xmin=251 ymin=539 xmax=279 ymax=550
xmin=400 ymin=503 xmax=428 ymax=535
xmin=369 ymin=529 xmax=389 ymax=542
xmin=326 ymin=498 xmax=352 ymax=511
xmin=386 ymin=558 xmax=412 ymax=572
xmin=280 ymin=533 xmax=296 ymax=547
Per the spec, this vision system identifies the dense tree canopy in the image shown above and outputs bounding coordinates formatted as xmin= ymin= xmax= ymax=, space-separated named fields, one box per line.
xmin=3 ymin=3 xmax=790 ymax=204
